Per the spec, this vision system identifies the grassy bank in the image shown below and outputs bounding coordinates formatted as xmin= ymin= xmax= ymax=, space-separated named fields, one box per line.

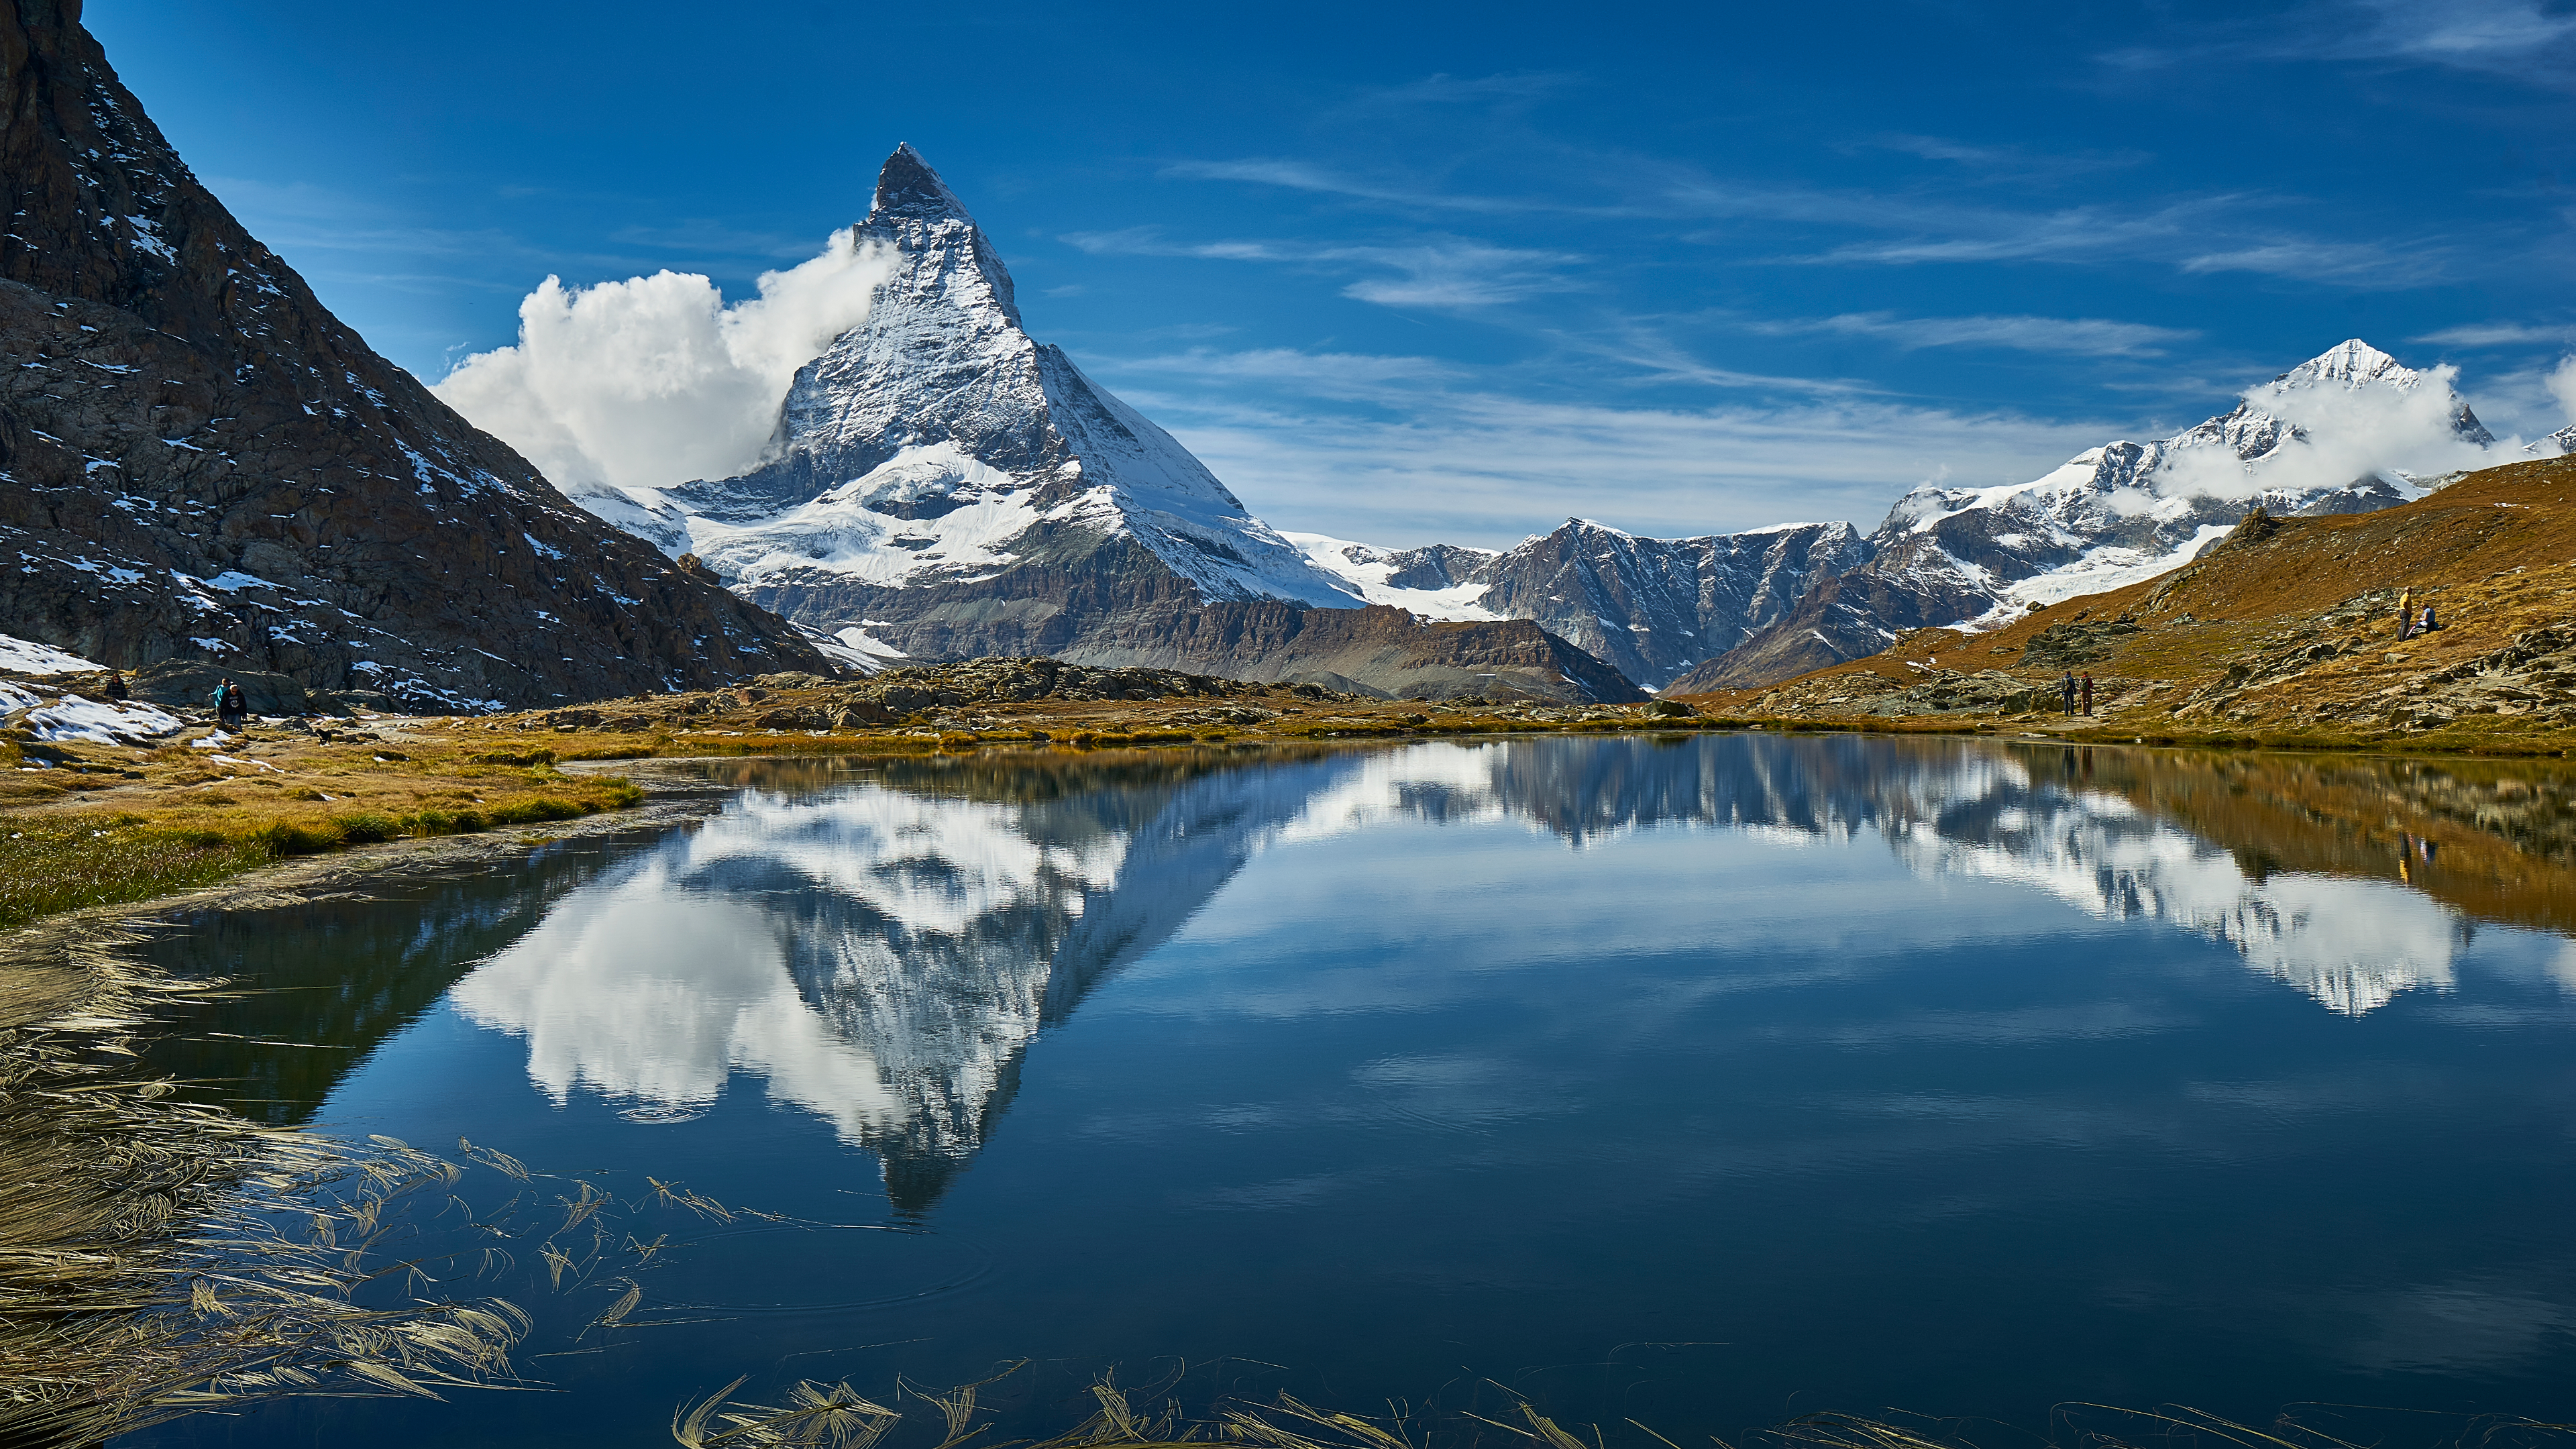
xmin=6 ymin=672 xmax=2568 ymax=938
xmin=0 ymin=728 xmax=645 ymax=930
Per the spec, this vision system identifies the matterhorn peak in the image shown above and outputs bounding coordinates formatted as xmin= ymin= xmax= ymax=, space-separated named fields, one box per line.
xmin=646 ymin=144 xmax=1366 ymax=621
xmin=871 ymin=143 xmax=975 ymax=225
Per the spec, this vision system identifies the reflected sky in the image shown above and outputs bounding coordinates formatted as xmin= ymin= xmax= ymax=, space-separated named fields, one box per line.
xmin=437 ymin=740 xmax=2568 ymax=1197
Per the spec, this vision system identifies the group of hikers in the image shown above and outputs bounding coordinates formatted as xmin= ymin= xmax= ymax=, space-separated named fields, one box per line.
xmin=211 ymin=676 xmax=249 ymax=728
xmin=2396 ymin=588 xmax=2440 ymax=641
xmin=2041 ymin=586 xmax=2440 ymax=723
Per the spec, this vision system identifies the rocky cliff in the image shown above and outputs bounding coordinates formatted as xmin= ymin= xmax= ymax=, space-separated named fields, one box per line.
xmin=1292 ymin=517 xmax=1864 ymax=689
xmin=0 ymin=0 xmax=832 ymax=711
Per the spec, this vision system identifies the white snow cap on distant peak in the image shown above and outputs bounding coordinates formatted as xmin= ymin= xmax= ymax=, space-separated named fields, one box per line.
xmin=1866 ymin=338 xmax=2508 ymax=621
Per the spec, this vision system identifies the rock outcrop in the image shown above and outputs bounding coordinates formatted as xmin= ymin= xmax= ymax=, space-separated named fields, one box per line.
xmin=0 ymin=0 xmax=833 ymax=711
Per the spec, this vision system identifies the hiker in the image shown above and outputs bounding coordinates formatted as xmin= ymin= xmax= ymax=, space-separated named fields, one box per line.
xmin=101 ymin=669 xmax=127 ymax=702
xmin=2398 ymin=588 xmax=2414 ymax=640
xmin=214 ymin=677 xmax=248 ymax=729
xmin=2059 ymin=671 xmax=2078 ymax=716
xmin=2080 ymin=672 xmax=2096 ymax=717
xmin=2420 ymin=603 xmax=2438 ymax=633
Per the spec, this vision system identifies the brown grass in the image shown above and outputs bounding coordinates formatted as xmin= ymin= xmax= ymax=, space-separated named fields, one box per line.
xmin=0 ymin=729 xmax=647 ymax=928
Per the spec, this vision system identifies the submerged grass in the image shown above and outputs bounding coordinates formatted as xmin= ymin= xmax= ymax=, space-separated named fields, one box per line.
xmin=0 ymin=930 xmax=532 ymax=1444
xmin=0 ymin=920 xmax=827 ymax=1442
xmin=668 ymin=1371 xmax=2576 ymax=1449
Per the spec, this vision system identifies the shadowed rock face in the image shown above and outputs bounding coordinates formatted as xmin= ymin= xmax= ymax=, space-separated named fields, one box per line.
xmin=0 ymin=0 xmax=830 ymax=710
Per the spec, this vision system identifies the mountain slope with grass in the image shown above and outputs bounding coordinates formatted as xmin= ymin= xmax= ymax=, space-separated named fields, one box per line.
xmin=1680 ymin=452 xmax=2576 ymax=749
xmin=0 ymin=0 xmax=833 ymax=711
xmin=1670 ymin=340 xmax=2506 ymax=691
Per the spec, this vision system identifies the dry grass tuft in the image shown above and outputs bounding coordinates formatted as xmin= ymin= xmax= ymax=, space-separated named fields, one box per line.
xmin=0 ymin=933 xmax=529 ymax=1443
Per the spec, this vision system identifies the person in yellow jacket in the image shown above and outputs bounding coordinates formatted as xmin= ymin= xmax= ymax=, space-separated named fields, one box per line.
xmin=2398 ymin=587 xmax=2414 ymax=640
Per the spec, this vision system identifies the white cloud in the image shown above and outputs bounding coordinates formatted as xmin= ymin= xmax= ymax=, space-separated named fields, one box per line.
xmin=432 ymin=229 xmax=894 ymax=493
xmin=2546 ymin=355 xmax=2576 ymax=423
xmin=2414 ymin=321 xmax=2576 ymax=347
xmin=2102 ymin=0 xmax=2576 ymax=85
xmin=2180 ymin=238 xmax=2439 ymax=283
xmin=1749 ymin=311 xmax=2199 ymax=356
xmin=2155 ymin=361 xmax=2499 ymax=500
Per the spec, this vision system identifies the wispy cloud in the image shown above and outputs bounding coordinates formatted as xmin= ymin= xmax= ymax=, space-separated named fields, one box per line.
xmin=2414 ymin=320 xmax=2576 ymax=347
xmin=1348 ymin=71 xmax=1578 ymax=109
xmin=1748 ymin=311 xmax=2200 ymax=357
xmin=1082 ymin=347 xmax=2117 ymax=547
xmin=1063 ymin=227 xmax=1586 ymax=309
xmin=2102 ymin=0 xmax=2576 ymax=84
xmin=1159 ymin=148 xmax=2449 ymax=290
xmin=1861 ymin=134 xmax=2153 ymax=180
xmin=1760 ymin=191 xmax=2444 ymax=286
xmin=1158 ymin=157 xmax=1630 ymax=218
xmin=2180 ymin=238 xmax=2440 ymax=282
xmin=1115 ymin=347 xmax=1460 ymax=399
xmin=609 ymin=220 xmax=820 ymax=260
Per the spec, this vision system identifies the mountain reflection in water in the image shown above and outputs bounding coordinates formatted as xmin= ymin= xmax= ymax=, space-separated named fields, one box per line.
xmin=395 ymin=737 xmax=2576 ymax=1205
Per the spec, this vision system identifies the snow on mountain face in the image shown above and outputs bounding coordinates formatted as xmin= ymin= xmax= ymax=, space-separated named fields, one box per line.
xmin=595 ymin=146 xmax=1362 ymax=614
xmin=1870 ymin=339 xmax=2497 ymax=619
xmin=1671 ymin=339 xmax=2510 ymax=692
xmin=1289 ymin=518 xmax=1867 ymax=688
xmin=2528 ymin=424 xmax=2576 ymax=459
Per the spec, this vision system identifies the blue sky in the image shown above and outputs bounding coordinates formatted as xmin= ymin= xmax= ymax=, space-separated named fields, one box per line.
xmin=92 ymin=0 xmax=2576 ymax=548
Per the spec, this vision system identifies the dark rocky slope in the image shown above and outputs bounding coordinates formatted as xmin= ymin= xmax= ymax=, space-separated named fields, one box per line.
xmin=0 ymin=0 xmax=830 ymax=710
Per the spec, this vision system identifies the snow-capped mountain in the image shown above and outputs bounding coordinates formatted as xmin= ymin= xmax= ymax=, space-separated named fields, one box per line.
xmin=2528 ymin=423 xmax=2576 ymax=458
xmin=570 ymin=147 xmax=1637 ymax=701
xmin=1672 ymin=339 xmax=2504 ymax=690
xmin=1289 ymin=518 xmax=1866 ymax=689
xmin=592 ymin=149 xmax=1354 ymax=614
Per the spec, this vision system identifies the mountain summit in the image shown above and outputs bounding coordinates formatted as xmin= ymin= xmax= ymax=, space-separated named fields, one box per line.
xmin=651 ymin=145 xmax=1362 ymax=614
xmin=0 ymin=0 xmax=830 ymax=708
xmin=594 ymin=147 xmax=1637 ymax=701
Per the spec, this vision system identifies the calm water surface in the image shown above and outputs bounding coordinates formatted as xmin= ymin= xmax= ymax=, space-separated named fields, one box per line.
xmin=123 ymin=735 xmax=2576 ymax=1447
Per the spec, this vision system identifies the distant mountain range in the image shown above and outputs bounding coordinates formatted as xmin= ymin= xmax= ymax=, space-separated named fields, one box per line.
xmin=557 ymin=149 xmax=2537 ymax=698
xmin=0 ymin=0 xmax=832 ymax=710
xmin=8 ymin=0 xmax=2559 ymax=713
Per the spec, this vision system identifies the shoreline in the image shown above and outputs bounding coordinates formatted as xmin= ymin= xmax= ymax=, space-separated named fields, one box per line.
xmin=4 ymin=712 xmax=2573 ymax=950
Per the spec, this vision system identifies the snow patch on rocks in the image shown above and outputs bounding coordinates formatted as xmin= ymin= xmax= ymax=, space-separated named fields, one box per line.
xmin=0 ymin=632 xmax=102 ymax=675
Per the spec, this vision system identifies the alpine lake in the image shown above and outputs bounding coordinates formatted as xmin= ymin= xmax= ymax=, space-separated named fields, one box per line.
xmin=102 ymin=733 xmax=2576 ymax=1448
